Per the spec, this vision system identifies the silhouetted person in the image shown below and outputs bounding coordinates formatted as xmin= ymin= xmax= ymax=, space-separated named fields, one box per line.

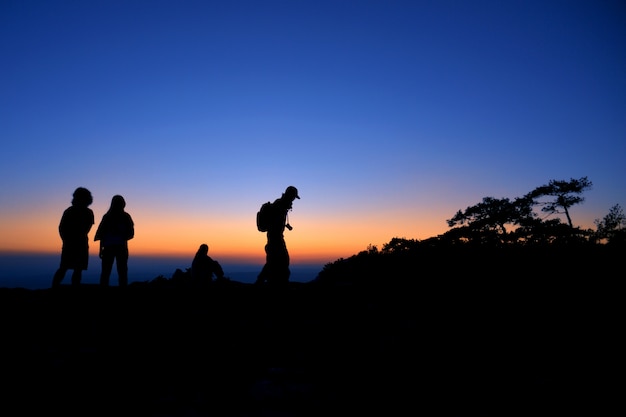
xmin=191 ymin=243 xmax=225 ymax=286
xmin=52 ymin=187 xmax=95 ymax=288
xmin=94 ymin=195 xmax=134 ymax=287
xmin=256 ymin=186 xmax=300 ymax=287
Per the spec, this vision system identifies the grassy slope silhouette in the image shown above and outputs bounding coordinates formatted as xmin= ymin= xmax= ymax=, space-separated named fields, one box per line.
xmin=1 ymin=177 xmax=621 ymax=416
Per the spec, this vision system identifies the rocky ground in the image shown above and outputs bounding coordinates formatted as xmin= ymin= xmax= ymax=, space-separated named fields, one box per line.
xmin=0 ymin=277 xmax=620 ymax=416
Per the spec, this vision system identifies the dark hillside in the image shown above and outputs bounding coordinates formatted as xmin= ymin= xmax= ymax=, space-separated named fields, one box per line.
xmin=315 ymin=241 xmax=621 ymax=285
xmin=0 ymin=248 xmax=620 ymax=416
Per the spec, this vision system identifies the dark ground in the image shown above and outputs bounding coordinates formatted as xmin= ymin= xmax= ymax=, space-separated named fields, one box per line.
xmin=0 ymin=277 xmax=621 ymax=416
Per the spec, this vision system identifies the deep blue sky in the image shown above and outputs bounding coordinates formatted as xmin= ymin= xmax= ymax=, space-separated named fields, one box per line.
xmin=1 ymin=0 xmax=625 ymax=264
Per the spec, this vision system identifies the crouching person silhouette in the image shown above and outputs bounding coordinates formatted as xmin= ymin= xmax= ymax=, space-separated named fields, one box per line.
xmin=256 ymin=186 xmax=300 ymax=287
xmin=94 ymin=195 xmax=134 ymax=287
xmin=191 ymin=243 xmax=225 ymax=287
xmin=52 ymin=187 xmax=95 ymax=289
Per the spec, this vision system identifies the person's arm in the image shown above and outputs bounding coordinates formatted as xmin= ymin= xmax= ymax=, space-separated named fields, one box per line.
xmin=213 ymin=260 xmax=224 ymax=279
xmin=58 ymin=211 xmax=67 ymax=240
xmin=126 ymin=214 xmax=135 ymax=240
xmin=94 ymin=214 xmax=104 ymax=242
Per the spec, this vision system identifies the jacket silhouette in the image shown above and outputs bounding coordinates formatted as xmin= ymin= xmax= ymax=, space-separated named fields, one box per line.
xmin=52 ymin=187 xmax=95 ymax=288
xmin=256 ymin=186 xmax=300 ymax=286
xmin=94 ymin=195 xmax=134 ymax=287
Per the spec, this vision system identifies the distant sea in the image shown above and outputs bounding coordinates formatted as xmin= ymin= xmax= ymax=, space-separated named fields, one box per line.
xmin=0 ymin=254 xmax=324 ymax=290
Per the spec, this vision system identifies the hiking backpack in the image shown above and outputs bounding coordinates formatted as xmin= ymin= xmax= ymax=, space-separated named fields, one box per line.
xmin=256 ymin=201 xmax=274 ymax=232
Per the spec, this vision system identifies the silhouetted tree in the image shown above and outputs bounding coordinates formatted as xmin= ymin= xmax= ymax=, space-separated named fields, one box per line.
xmin=512 ymin=217 xmax=563 ymax=245
xmin=381 ymin=237 xmax=420 ymax=253
xmin=446 ymin=196 xmax=534 ymax=244
xmin=594 ymin=204 xmax=626 ymax=244
xmin=526 ymin=177 xmax=592 ymax=228
xmin=315 ymin=176 xmax=611 ymax=287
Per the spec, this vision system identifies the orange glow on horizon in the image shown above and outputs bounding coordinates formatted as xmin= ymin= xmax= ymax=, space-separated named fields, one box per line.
xmin=4 ymin=201 xmax=601 ymax=266
xmin=1 ymin=202 xmax=447 ymax=258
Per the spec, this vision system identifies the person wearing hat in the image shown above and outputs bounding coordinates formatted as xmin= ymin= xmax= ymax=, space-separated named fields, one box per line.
xmin=256 ymin=186 xmax=300 ymax=287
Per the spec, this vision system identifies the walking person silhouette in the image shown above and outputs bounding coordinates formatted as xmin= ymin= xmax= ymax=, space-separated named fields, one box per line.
xmin=256 ymin=186 xmax=300 ymax=287
xmin=51 ymin=187 xmax=95 ymax=288
xmin=94 ymin=195 xmax=134 ymax=287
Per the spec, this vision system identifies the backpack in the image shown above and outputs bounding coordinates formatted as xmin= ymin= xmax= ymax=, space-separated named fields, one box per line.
xmin=256 ymin=201 xmax=274 ymax=232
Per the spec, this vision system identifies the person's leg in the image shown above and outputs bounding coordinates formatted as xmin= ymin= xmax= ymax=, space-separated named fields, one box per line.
xmin=273 ymin=240 xmax=290 ymax=286
xmin=70 ymin=244 xmax=88 ymax=287
xmin=255 ymin=267 xmax=267 ymax=285
xmin=256 ymin=243 xmax=272 ymax=285
xmin=71 ymin=269 xmax=82 ymax=286
xmin=100 ymin=247 xmax=114 ymax=287
xmin=116 ymin=246 xmax=129 ymax=287
xmin=52 ymin=267 xmax=67 ymax=289
xmin=265 ymin=241 xmax=284 ymax=285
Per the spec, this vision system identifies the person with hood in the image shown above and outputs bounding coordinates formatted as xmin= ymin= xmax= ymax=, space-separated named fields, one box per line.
xmin=191 ymin=243 xmax=225 ymax=287
xmin=255 ymin=185 xmax=300 ymax=287
xmin=51 ymin=187 xmax=95 ymax=288
xmin=94 ymin=195 xmax=134 ymax=287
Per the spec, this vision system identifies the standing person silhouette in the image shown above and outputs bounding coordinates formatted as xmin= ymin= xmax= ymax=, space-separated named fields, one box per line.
xmin=51 ymin=187 xmax=95 ymax=288
xmin=94 ymin=195 xmax=134 ymax=287
xmin=191 ymin=243 xmax=225 ymax=287
xmin=256 ymin=186 xmax=300 ymax=287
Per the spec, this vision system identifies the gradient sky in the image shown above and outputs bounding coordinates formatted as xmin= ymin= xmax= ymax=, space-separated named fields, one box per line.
xmin=1 ymin=0 xmax=625 ymax=266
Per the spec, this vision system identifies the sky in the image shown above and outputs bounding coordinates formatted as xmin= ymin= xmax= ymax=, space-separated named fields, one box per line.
xmin=1 ymin=0 xmax=625 ymax=267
